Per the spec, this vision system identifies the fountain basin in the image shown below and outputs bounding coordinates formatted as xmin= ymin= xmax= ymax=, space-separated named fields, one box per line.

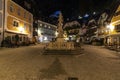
xmin=46 ymin=42 xmax=75 ymax=50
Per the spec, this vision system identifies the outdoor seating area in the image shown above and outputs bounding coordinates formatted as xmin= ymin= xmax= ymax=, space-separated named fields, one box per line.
xmin=1 ymin=36 xmax=37 ymax=48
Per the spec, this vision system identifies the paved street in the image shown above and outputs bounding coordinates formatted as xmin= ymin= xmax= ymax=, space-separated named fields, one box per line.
xmin=0 ymin=44 xmax=120 ymax=80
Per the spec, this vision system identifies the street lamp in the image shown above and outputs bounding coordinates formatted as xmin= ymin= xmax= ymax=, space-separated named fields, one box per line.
xmin=55 ymin=31 xmax=58 ymax=37
xmin=18 ymin=27 xmax=24 ymax=33
xmin=106 ymin=24 xmax=114 ymax=32
xmin=106 ymin=24 xmax=115 ymax=46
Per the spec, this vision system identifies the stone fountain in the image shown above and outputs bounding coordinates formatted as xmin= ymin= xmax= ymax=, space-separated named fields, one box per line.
xmin=45 ymin=12 xmax=75 ymax=51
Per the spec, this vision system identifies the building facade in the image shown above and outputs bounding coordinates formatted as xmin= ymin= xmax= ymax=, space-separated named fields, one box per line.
xmin=0 ymin=0 xmax=33 ymax=46
xmin=105 ymin=5 xmax=120 ymax=47
xmin=0 ymin=0 xmax=4 ymax=45
xmin=64 ymin=21 xmax=80 ymax=41
xmin=36 ymin=20 xmax=57 ymax=43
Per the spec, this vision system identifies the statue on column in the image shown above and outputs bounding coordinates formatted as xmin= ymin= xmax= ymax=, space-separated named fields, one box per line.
xmin=57 ymin=12 xmax=64 ymax=38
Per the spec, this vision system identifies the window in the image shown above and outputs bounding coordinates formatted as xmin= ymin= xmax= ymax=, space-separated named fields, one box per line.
xmin=29 ymin=25 xmax=31 ymax=32
xmin=24 ymin=23 xmax=26 ymax=30
xmin=17 ymin=8 xmax=21 ymax=16
xmin=48 ymin=26 xmax=51 ymax=28
xmin=115 ymin=24 xmax=120 ymax=32
xmin=0 ymin=0 xmax=2 ymax=10
xmin=12 ymin=36 xmax=15 ymax=41
xmin=29 ymin=15 xmax=31 ymax=22
xmin=0 ymin=13 xmax=2 ymax=28
xmin=9 ymin=4 xmax=14 ymax=12
xmin=24 ymin=12 xmax=26 ymax=18
xmin=44 ymin=25 xmax=47 ymax=28
xmin=13 ymin=20 xmax=19 ymax=27
xmin=23 ymin=37 xmax=25 ymax=41
xmin=19 ymin=36 xmax=22 ymax=41
xmin=39 ymin=23 xmax=42 ymax=27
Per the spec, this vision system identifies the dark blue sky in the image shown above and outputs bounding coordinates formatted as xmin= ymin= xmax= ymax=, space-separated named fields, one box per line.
xmin=13 ymin=0 xmax=115 ymax=21
xmin=35 ymin=0 xmax=114 ymax=19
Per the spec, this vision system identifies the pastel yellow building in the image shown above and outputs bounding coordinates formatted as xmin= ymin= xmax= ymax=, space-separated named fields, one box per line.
xmin=105 ymin=5 xmax=120 ymax=46
xmin=2 ymin=0 xmax=33 ymax=45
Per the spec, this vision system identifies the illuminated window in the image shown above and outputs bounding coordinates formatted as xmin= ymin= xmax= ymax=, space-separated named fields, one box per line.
xmin=13 ymin=20 xmax=19 ymax=27
xmin=48 ymin=26 xmax=51 ymax=28
xmin=44 ymin=25 xmax=47 ymax=27
xmin=40 ymin=23 xmax=42 ymax=26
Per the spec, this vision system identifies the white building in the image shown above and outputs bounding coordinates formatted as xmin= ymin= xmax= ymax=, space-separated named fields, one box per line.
xmin=36 ymin=20 xmax=57 ymax=43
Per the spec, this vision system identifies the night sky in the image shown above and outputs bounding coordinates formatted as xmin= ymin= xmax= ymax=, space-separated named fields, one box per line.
xmin=35 ymin=0 xmax=114 ymax=19
xmin=13 ymin=0 xmax=116 ymax=22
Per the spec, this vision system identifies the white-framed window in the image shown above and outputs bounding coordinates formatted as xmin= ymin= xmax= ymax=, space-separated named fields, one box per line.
xmin=28 ymin=25 xmax=31 ymax=32
xmin=13 ymin=20 xmax=19 ymax=27
xmin=24 ymin=12 xmax=26 ymax=18
xmin=24 ymin=23 xmax=26 ymax=30
xmin=9 ymin=4 xmax=14 ymax=12
xmin=17 ymin=8 xmax=21 ymax=16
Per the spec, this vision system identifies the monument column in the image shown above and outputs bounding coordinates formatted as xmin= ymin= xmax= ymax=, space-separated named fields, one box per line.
xmin=57 ymin=12 xmax=64 ymax=38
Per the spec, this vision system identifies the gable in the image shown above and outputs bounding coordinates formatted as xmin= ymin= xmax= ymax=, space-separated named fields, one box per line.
xmin=111 ymin=5 xmax=120 ymax=23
